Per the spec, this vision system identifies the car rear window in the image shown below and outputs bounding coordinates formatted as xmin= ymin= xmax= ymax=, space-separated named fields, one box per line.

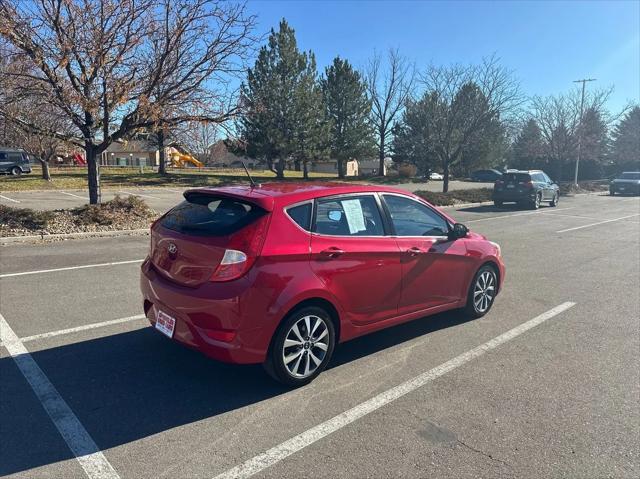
xmin=160 ymin=193 xmax=265 ymax=236
xmin=503 ymin=173 xmax=530 ymax=182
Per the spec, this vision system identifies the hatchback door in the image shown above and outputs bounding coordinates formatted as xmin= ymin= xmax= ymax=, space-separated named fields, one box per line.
xmin=150 ymin=192 xmax=268 ymax=287
xmin=309 ymin=194 xmax=402 ymax=325
xmin=382 ymin=194 xmax=473 ymax=314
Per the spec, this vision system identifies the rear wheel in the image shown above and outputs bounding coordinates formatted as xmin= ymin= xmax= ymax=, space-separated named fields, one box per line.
xmin=530 ymin=192 xmax=541 ymax=209
xmin=493 ymin=200 xmax=503 ymax=207
xmin=550 ymin=192 xmax=559 ymax=207
xmin=10 ymin=166 xmax=22 ymax=177
xmin=264 ymin=306 xmax=335 ymax=387
xmin=464 ymin=265 xmax=498 ymax=318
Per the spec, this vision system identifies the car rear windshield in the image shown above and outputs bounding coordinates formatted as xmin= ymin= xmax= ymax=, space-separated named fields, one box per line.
xmin=502 ymin=173 xmax=531 ymax=182
xmin=160 ymin=193 xmax=265 ymax=236
xmin=620 ymin=172 xmax=640 ymax=180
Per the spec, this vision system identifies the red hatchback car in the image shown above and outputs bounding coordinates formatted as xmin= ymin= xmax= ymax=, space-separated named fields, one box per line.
xmin=140 ymin=183 xmax=504 ymax=386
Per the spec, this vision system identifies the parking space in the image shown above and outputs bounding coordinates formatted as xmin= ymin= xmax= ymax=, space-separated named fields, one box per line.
xmin=1 ymin=194 xmax=638 ymax=478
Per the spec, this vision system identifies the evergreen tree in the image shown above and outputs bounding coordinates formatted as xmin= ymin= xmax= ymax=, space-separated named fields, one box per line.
xmin=292 ymin=55 xmax=330 ymax=178
xmin=321 ymin=57 xmax=374 ymax=178
xmin=577 ymin=107 xmax=609 ymax=179
xmin=237 ymin=19 xmax=322 ymax=178
xmin=392 ymin=93 xmax=438 ymax=173
xmin=610 ymin=106 xmax=640 ymax=170
xmin=511 ymin=119 xmax=546 ymax=170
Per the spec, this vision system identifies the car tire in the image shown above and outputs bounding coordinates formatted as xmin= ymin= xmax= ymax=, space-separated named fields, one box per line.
xmin=10 ymin=166 xmax=22 ymax=177
xmin=550 ymin=192 xmax=559 ymax=207
xmin=493 ymin=200 xmax=503 ymax=208
xmin=464 ymin=264 xmax=498 ymax=319
xmin=530 ymin=193 xmax=541 ymax=210
xmin=264 ymin=306 xmax=336 ymax=387
xmin=610 ymin=190 xmax=615 ymax=196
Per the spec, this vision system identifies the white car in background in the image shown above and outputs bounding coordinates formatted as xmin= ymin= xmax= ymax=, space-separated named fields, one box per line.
xmin=428 ymin=172 xmax=444 ymax=180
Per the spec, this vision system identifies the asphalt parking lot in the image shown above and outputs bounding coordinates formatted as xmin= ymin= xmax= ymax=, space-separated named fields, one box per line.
xmin=1 ymin=193 xmax=639 ymax=479
xmin=0 ymin=180 xmax=493 ymax=213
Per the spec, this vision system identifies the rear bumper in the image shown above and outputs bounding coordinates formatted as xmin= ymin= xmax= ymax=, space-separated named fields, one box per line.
xmin=139 ymin=258 xmax=270 ymax=364
xmin=610 ymin=184 xmax=640 ymax=195
xmin=492 ymin=190 xmax=536 ymax=202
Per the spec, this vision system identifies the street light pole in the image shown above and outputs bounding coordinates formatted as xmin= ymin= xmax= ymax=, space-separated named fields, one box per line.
xmin=573 ymin=78 xmax=596 ymax=186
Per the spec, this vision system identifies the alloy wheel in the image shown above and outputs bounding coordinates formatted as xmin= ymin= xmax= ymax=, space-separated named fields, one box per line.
xmin=282 ymin=315 xmax=330 ymax=378
xmin=473 ymin=270 xmax=496 ymax=313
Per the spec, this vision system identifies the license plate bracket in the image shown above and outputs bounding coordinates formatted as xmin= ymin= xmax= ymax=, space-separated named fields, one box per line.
xmin=155 ymin=310 xmax=176 ymax=338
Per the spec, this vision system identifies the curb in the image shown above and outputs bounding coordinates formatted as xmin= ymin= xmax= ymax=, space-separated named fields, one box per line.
xmin=1 ymin=228 xmax=149 ymax=245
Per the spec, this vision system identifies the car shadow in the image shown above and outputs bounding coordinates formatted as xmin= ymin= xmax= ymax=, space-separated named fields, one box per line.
xmin=456 ymin=203 xmax=523 ymax=214
xmin=1 ymin=309 xmax=473 ymax=476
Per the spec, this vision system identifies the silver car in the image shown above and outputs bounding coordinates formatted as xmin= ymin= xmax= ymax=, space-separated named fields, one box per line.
xmin=610 ymin=172 xmax=640 ymax=196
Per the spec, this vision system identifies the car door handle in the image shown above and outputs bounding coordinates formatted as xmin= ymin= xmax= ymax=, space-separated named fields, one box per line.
xmin=407 ymin=246 xmax=425 ymax=256
xmin=321 ymin=247 xmax=345 ymax=258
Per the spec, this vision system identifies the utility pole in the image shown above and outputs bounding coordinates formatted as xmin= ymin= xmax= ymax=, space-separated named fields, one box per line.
xmin=573 ymin=78 xmax=596 ymax=186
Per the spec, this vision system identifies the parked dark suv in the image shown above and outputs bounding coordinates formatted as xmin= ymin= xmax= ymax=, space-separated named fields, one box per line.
xmin=609 ymin=172 xmax=640 ymax=196
xmin=493 ymin=170 xmax=559 ymax=209
xmin=0 ymin=148 xmax=32 ymax=176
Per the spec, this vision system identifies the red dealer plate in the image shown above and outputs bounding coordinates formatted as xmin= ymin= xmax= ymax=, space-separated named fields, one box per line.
xmin=155 ymin=310 xmax=176 ymax=338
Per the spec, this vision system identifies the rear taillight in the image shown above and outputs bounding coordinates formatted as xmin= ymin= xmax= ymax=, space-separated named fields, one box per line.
xmin=519 ymin=181 xmax=534 ymax=189
xmin=495 ymin=180 xmax=504 ymax=187
xmin=211 ymin=249 xmax=248 ymax=281
xmin=210 ymin=213 xmax=270 ymax=282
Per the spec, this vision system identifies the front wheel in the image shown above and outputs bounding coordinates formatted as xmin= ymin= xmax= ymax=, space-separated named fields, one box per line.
xmin=10 ymin=166 xmax=22 ymax=177
xmin=493 ymin=200 xmax=503 ymax=208
xmin=264 ymin=306 xmax=336 ymax=387
xmin=550 ymin=192 xmax=559 ymax=207
xmin=464 ymin=265 xmax=498 ymax=318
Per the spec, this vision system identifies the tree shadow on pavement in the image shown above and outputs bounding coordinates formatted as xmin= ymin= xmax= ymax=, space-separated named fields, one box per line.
xmin=1 ymin=308 xmax=473 ymax=476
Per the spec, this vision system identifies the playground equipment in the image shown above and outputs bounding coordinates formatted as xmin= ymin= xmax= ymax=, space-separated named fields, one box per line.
xmin=169 ymin=152 xmax=204 ymax=168
xmin=72 ymin=153 xmax=86 ymax=166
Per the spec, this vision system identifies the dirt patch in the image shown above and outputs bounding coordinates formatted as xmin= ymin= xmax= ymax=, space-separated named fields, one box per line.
xmin=559 ymin=181 xmax=608 ymax=195
xmin=1 ymin=195 xmax=157 ymax=237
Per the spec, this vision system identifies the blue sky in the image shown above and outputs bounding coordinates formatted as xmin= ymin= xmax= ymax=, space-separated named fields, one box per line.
xmin=246 ymin=0 xmax=640 ymax=113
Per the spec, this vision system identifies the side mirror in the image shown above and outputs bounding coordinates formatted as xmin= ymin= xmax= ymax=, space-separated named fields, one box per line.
xmin=450 ymin=223 xmax=469 ymax=240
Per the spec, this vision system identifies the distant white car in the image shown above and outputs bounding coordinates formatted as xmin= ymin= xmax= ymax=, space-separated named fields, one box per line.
xmin=429 ymin=172 xmax=444 ymax=180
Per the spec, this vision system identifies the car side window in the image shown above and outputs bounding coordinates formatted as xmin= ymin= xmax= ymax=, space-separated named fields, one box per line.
xmin=314 ymin=195 xmax=384 ymax=236
xmin=383 ymin=195 xmax=449 ymax=237
xmin=286 ymin=203 xmax=312 ymax=231
xmin=542 ymin=173 xmax=552 ymax=183
xmin=0 ymin=152 xmax=6 ymax=160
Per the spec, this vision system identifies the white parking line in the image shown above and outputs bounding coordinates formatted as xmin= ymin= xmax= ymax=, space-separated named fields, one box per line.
xmin=60 ymin=191 xmax=89 ymax=200
xmin=557 ymin=213 xmax=640 ymax=233
xmin=213 ymin=302 xmax=576 ymax=479
xmin=0 ymin=259 xmax=144 ymax=278
xmin=0 ymin=313 xmax=120 ymax=479
xmin=21 ymin=315 xmax=146 ymax=343
xmin=465 ymin=207 xmax=576 ymax=223
xmin=0 ymin=194 xmax=20 ymax=203
xmin=118 ymin=191 xmax=161 ymax=200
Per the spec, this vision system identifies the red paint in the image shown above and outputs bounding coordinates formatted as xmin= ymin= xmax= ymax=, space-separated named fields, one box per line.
xmin=140 ymin=183 xmax=505 ymax=364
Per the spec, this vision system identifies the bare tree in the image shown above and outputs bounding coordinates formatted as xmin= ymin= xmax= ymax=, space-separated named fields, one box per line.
xmin=176 ymin=120 xmax=221 ymax=164
xmin=530 ymin=86 xmax=620 ymax=181
xmin=0 ymin=0 xmax=257 ymax=203
xmin=419 ymin=55 xmax=524 ymax=191
xmin=365 ymin=49 xmax=415 ymax=176
xmin=0 ymin=44 xmax=75 ymax=180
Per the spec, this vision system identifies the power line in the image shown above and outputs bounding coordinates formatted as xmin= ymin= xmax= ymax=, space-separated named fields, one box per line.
xmin=573 ymin=78 xmax=596 ymax=186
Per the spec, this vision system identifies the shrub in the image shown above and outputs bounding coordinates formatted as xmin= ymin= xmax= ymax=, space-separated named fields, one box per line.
xmin=0 ymin=205 xmax=54 ymax=230
xmin=398 ymin=163 xmax=417 ymax=178
xmin=414 ymin=188 xmax=493 ymax=206
xmin=72 ymin=195 xmax=155 ymax=225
